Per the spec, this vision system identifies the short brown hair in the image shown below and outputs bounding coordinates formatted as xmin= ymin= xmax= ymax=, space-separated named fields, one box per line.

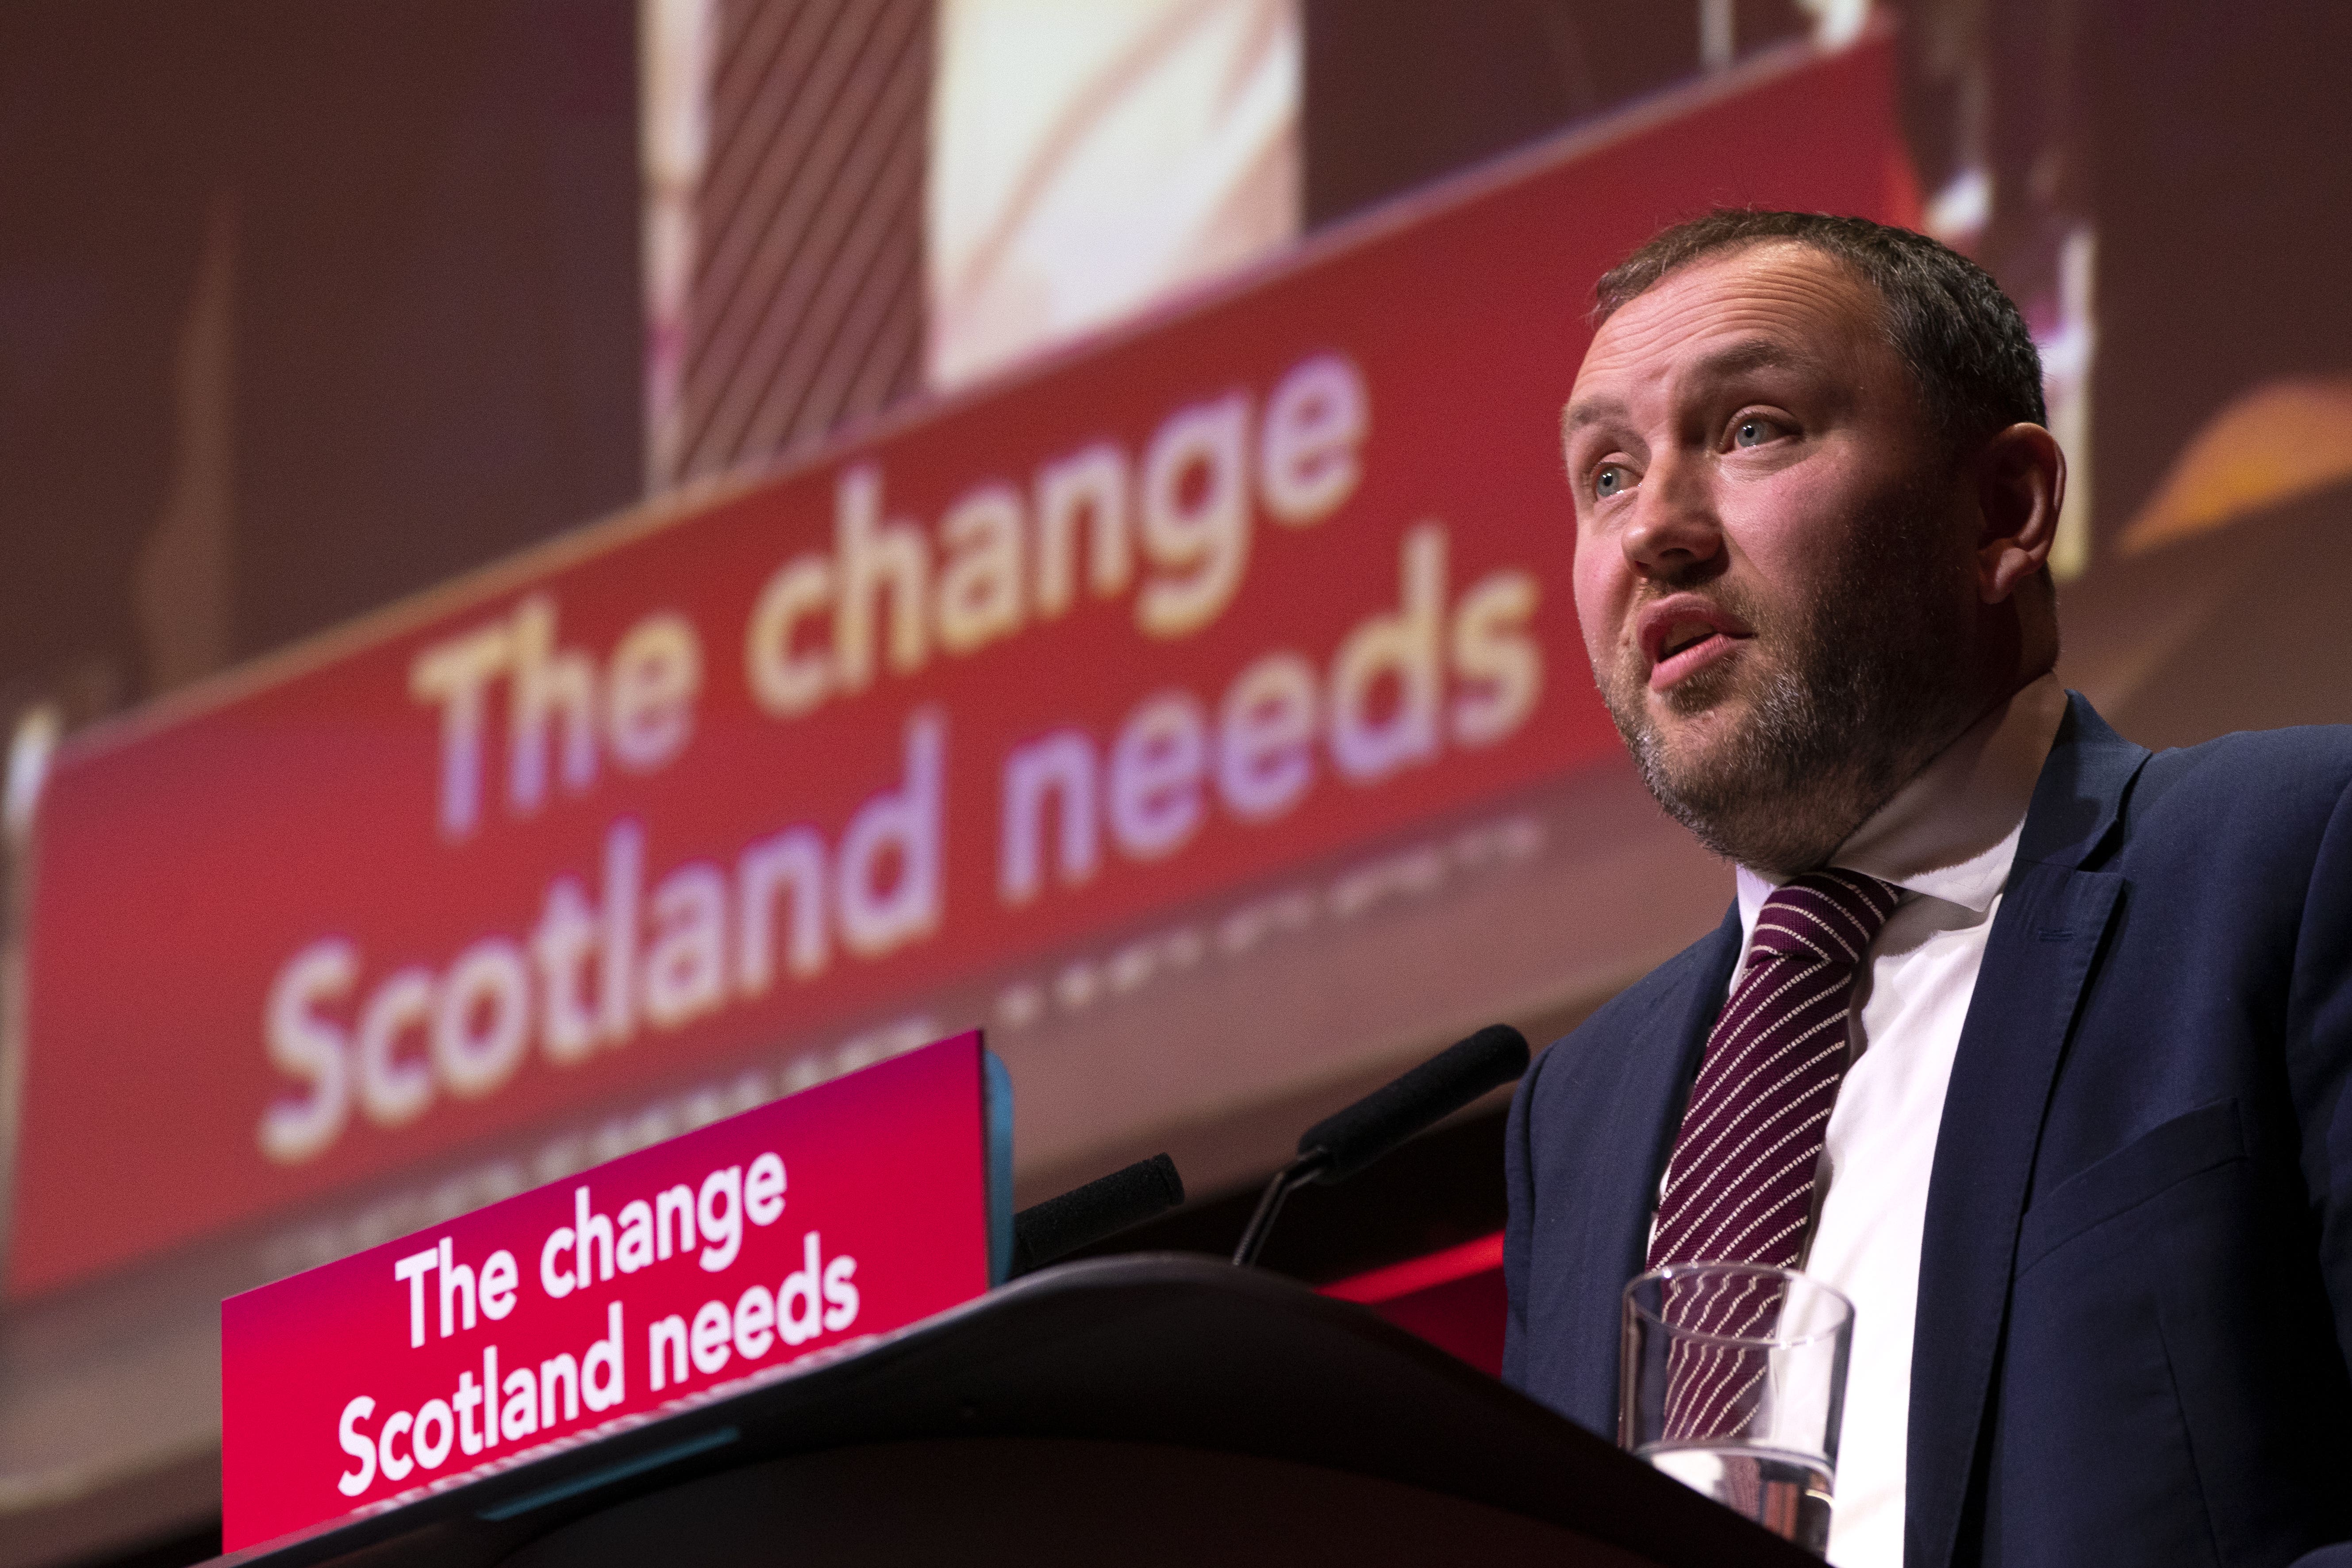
xmin=1595 ymin=210 xmax=2046 ymax=457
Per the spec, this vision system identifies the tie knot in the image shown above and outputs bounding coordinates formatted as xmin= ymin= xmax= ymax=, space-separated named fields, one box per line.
xmin=1748 ymin=869 xmax=1899 ymax=967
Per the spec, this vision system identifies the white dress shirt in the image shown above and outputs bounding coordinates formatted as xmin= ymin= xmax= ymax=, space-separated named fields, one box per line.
xmin=1723 ymin=673 xmax=2068 ymax=1568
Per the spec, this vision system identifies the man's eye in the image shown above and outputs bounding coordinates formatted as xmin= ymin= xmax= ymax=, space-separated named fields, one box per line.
xmin=1594 ymin=464 xmax=1628 ymax=498
xmin=1733 ymin=417 xmax=1778 ymax=448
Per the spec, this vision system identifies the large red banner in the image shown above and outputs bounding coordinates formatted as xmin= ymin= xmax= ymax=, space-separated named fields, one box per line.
xmin=220 ymin=1032 xmax=993 ymax=1552
xmin=9 ymin=39 xmax=1911 ymax=1298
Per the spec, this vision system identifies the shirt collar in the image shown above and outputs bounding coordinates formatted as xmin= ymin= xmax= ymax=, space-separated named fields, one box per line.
xmin=1735 ymin=673 xmax=2069 ymax=933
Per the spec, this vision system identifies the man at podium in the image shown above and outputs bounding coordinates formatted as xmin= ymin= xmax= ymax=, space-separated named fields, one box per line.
xmin=1503 ymin=211 xmax=2352 ymax=1568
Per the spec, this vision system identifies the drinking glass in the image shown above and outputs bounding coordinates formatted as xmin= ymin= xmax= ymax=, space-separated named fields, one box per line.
xmin=1620 ymin=1263 xmax=1854 ymax=1555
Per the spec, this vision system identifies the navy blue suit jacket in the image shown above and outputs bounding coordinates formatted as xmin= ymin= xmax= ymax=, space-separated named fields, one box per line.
xmin=1504 ymin=694 xmax=2352 ymax=1567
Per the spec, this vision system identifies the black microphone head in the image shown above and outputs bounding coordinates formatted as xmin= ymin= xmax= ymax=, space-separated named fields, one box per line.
xmin=1010 ymin=1153 xmax=1185 ymax=1276
xmin=1297 ymin=1024 xmax=1530 ymax=1184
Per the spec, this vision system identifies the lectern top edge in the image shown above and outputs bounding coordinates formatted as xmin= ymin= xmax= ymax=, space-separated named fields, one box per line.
xmin=214 ymin=1255 xmax=1814 ymax=1568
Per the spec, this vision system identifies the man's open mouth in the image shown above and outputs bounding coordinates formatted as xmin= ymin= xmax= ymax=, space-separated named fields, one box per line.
xmin=1660 ymin=623 xmax=1720 ymax=660
xmin=1638 ymin=598 xmax=1753 ymax=690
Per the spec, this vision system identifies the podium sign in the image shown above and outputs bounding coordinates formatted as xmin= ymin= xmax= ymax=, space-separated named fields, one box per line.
xmin=220 ymin=1032 xmax=995 ymax=1552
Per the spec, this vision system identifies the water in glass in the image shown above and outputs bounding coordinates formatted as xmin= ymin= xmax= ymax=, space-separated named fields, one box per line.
xmin=1640 ymin=1441 xmax=1833 ymax=1555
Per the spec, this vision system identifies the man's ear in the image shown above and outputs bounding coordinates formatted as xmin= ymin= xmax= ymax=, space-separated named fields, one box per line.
xmin=1975 ymin=423 xmax=2065 ymax=604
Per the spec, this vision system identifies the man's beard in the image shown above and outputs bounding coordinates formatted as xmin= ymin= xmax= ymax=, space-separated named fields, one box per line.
xmin=1601 ymin=509 xmax=1974 ymax=876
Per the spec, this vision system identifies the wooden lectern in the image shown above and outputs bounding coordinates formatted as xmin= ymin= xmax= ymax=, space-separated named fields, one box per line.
xmin=215 ymin=1256 xmax=1815 ymax=1568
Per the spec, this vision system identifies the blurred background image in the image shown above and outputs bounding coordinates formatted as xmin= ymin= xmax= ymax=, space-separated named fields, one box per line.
xmin=2 ymin=3 xmax=2347 ymax=1563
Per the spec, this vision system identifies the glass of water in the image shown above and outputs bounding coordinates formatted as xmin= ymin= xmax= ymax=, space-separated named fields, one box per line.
xmin=1621 ymin=1263 xmax=1854 ymax=1555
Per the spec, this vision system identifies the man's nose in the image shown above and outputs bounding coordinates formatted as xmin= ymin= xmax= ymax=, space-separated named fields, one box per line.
xmin=1620 ymin=455 xmax=1723 ymax=581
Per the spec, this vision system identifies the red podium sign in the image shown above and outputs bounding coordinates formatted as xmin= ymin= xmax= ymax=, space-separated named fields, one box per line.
xmin=219 ymin=1032 xmax=995 ymax=1553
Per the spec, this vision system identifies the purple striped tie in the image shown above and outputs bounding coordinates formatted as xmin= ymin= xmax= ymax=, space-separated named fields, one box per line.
xmin=1641 ymin=869 xmax=1896 ymax=1442
xmin=1649 ymin=868 xmax=1899 ymax=1273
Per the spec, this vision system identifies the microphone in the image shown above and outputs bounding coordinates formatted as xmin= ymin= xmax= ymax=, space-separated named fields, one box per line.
xmin=1009 ymin=1153 xmax=1185 ymax=1278
xmin=1232 ymin=1023 xmax=1529 ymax=1267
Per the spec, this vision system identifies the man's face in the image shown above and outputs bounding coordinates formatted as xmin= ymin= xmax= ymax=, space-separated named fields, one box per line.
xmin=1562 ymin=242 xmax=1978 ymax=872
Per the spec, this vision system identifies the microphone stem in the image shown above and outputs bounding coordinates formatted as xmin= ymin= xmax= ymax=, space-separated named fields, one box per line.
xmin=1231 ymin=1150 xmax=1330 ymax=1268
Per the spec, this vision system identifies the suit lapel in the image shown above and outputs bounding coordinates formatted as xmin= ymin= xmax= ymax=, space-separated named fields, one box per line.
xmin=1905 ymin=693 xmax=2149 ymax=1568
xmin=1905 ymin=862 xmax=2121 ymax=1568
xmin=1559 ymin=906 xmax=1742 ymax=1434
